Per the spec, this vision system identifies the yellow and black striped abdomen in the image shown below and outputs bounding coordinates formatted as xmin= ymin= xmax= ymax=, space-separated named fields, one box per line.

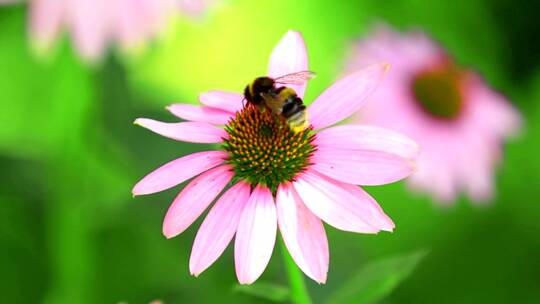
xmin=286 ymin=110 xmax=309 ymax=133
xmin=280 ymin=89 xmax=309 ymax=133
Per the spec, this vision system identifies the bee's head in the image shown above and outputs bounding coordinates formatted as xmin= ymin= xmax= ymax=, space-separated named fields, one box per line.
xmin=253 ymin=77 xmax=275 ymax=92
xmin=245 ymin=77 xmax=275 ymax=105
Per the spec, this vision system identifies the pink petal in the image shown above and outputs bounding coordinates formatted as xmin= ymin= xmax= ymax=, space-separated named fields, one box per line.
xmin=235 ymin=186 xmax=277 ymax=284
xmin=267 ymin=31 xmax=309 ymax=98
xmin=308 ymin=63 xmax=390 ymax=130
xmin=68 ymin=0 xmax=108 ymax=61
xmin=311 ymin=147 xmax=415 ymax=186
xmin=135 ymin=0 xmax=168 ymax=38
xmin=468 ymin=79 xmax=522 ymax=138
xmin=464 ymin=165 xmax=494 ymax=203
xmin=276 ymin=183 xmax=328 ymax=283
xmin=177 ymin=0 xmax=215 ymax=18
xmin=29 ymin=0 xmax=63 ymax=50
xmin=314 ymin=125 xmax=419 ymax=160
xmin=110 ymin=0 xmax=139 ymax=49
xmin=199 ymin=90 xmax=244 ymax=113
xmin=190 ymin=182 xmax=251 ymax=276
xmin=408 ymin=141 xmax=458 ymax=203
xmin=134 ymin=118 xmax=227 ymax=143
xmin=293 ymin=170 xmax=394 ymax=233
xmin=162 ymin=165 xmax=233 ymax=239
xmin=166 ymin=104 xmax=233 ymax=125
xmin=132 ymin=150 xmax=227 ymax=196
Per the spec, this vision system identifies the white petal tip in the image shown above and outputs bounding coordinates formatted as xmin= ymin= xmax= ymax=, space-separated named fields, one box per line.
xmin=285 ymin=29 xmax=301 ymax=36
xmin=189 ymin=261 xmax=205 ymax=277
xmin=310 ymin=273 xmax=328 ymax=284
xmin=382 ymin=227 xmax=395 ymax=233
xmin=163 ymin=230 xmax=177 ymax=239
xmin=281 ymin=30 xmax=305 ymax=48
xmin=133 ymin=118 xmax=145 ymax=126
xmin=382 ymin=222 xmax=396 ymax=232
xmin=131 ymin=185 xmax=147 ymax=196
xmin=131 ymin=184 xmax=144 ymax=196
xmin=236 ymin=272 xmax=258 ymax=285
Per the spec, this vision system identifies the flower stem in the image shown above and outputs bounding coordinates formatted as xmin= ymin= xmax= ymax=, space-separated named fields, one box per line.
xmin=281 ymin=239 xmax=312 ymax=304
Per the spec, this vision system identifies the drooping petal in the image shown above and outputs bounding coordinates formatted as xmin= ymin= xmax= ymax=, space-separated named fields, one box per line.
xmin=311 ymin=147 xmax=415 ymax=186
xmin=167 ymin=104 xmax=233 ymax=125
xmin=308 ymin=63 xmax=389 ymax=130
xmin=110 ymin=0 xmax=143 ymax=49
xmin=162 ymin=165 xmax=233 ymax=239
xmin=464 ymin=162 xmax=494 ymax=203
xmin=267 ymin=30 xmax=309 ymax=98
xmin=314 ymin=125 xmax=419 ymax=159
xmin=68 ymin=0 xmax=108 ymax=61
xmin=134 ymin=118 xmax=227 ymax=143
xmin=408 ymin=138 xmax=459 ymax=203
xmin=199 ymin=90 xmax=244 ymax=113
xmin=276 ymin=183 xmax=328 ymax=283
xmin=293 ymin=170 xmax=394 ymax=233
xmin=190 ymin=182 xmax=251 ymax=276
xmin=235 ymin=186 xmax=277 ymax=284
xmin=29 ymin=0 xmax=64 ymax=50
xmin=132 ymin=151 xmax=227 ymax=196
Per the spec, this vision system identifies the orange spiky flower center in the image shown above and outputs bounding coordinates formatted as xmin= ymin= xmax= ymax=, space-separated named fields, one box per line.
xmin=223 ymin=106 xmax=316 ymax=193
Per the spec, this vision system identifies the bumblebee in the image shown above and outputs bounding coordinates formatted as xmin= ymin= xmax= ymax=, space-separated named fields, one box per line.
xmin=243 ymin=71 xmax=315 ymax=132
xmin=259 ymin=87 xmax=309 ymax=132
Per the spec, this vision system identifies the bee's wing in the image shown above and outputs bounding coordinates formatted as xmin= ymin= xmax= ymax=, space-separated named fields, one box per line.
xmin=274 ymin=71 xmax=316 ymax=85
xmin=260 ymin=92 xmax=285 ymax=114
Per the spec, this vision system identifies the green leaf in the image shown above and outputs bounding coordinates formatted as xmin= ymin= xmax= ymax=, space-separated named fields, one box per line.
xmin=233 ymin=282 xmax=290 ymax=303
xmin=327 ymin=250 xmax=428 ymax=304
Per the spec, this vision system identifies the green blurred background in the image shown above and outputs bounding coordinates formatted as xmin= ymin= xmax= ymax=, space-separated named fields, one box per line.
xmin=1 ymin=0 xmax=540 ymax=303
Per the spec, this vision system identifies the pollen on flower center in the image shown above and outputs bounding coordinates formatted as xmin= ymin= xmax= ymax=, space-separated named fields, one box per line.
xmin=411 ymin=64 xmax=464 ymax=120
xmin=223 ymin=106 xmax=316 ymax=193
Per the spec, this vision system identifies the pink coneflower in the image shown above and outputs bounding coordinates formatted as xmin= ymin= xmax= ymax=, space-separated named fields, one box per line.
xmin=23 ymin=0 xmax=216 ymax=62
xmin=133 ymin=31 xmax=418 ymax=284
xmin=28 ymin=0 xmax=172 ymax=61
xmin=346 ymin=25 xmax=521 ymax=204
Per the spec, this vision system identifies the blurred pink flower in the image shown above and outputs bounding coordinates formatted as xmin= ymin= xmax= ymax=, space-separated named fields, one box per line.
xmin=23 ymin=0 xmax=217 ymax=62
xmin=346 ymin=25 xmax=521 ymax=204
xmin=176 ymin=0 xmax=217 ymax=18
xmin=133 ymin=31 xmax=418 ymax=284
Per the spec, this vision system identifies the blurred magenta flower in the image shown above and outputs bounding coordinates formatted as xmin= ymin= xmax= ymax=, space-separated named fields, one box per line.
xmin=23 ymin=0 xmax=216 ymax=62
xmin=133 ymin=31 xmax=418 ymax=284
xmin=346 ymin=25 xmax=521 ymax=204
